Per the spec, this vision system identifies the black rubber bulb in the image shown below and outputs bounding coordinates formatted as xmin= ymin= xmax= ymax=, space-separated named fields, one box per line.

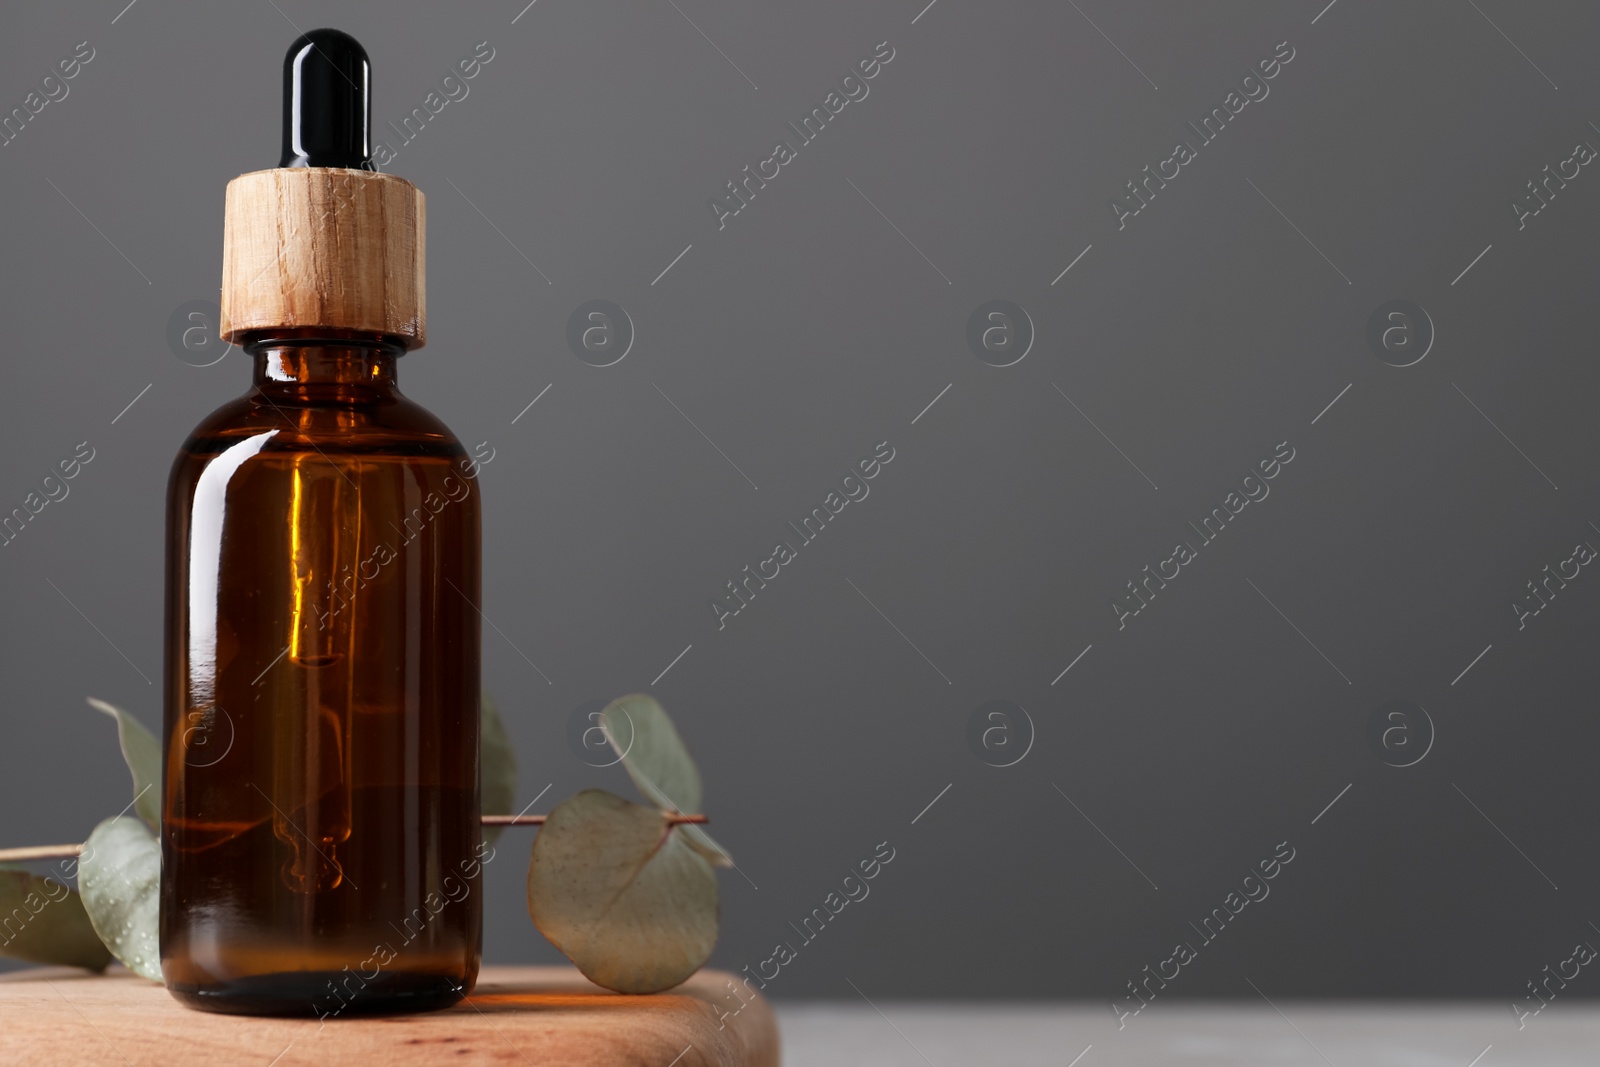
xmin=279 ymin=28 xmax=372 ymax=169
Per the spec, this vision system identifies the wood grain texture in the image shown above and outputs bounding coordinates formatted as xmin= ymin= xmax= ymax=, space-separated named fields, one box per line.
xmin=0 ymin=965 xmax=778 ymax=1066
xmin=221 ymin=167 xmax=426 ymax=347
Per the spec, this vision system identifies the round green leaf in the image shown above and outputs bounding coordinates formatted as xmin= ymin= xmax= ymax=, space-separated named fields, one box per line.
xmin=0 ymin=865 xmax=112 ymax=971
xmin=527 ymin=789 xmax=717 ymax=994
xmin=481 ymin=693 xmax=518 ymax=844
xmin=600 ymin=693 xmax=701 ymax=814
xmin=600 ymin=694 xmax=733 ymax=866
xmin=87 ymin=698 xmax=162 ymax=832
xmin=78 ymin=816 xmax=161 ymax=981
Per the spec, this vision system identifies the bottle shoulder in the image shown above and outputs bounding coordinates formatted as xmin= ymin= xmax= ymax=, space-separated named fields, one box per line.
xmin=165 ymin=386 xmax=488 ymax=516
xmin=177 ymin=386 xmax=468 ymax=460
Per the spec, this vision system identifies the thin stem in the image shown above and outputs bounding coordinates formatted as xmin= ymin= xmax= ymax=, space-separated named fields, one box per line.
xmin=0 ymin=814 xmax=711 ymax=861
xmin=482 ymin=813 xmax=709 ymax=827
xmin=0 ymin=845 xmax=83 ymax=862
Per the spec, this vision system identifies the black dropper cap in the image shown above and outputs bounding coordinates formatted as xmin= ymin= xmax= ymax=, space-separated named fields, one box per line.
xmin=279 ymin=29 xmax=372 ymax=169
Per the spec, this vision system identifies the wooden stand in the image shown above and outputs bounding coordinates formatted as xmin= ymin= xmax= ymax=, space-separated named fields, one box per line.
xmin=0 ymin=965 xmax=778 ymax=1066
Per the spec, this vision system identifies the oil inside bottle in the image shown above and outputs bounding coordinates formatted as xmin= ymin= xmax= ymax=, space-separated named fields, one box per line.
xmin=161 ymin=339 xmax=482 ymax=1016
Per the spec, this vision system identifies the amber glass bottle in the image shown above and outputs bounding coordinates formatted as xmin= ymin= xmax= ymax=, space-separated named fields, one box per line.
xmin=160 ymin=31 xmax=482 ymax=1016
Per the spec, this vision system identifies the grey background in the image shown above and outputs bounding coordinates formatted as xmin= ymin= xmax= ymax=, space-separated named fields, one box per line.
xmin=2 ymin=0 xmax=1599 ymax=1006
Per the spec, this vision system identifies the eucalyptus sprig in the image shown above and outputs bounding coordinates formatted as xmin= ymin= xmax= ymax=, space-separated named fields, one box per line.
xmin=0 ymin=692 xmax=726 ymax=995
xmin=527 ymin=694 xmax=730 ymax=993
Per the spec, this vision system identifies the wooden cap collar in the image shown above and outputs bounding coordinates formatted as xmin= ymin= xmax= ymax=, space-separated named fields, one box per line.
xmin=221 ymin=167 xmax=426 ymax=348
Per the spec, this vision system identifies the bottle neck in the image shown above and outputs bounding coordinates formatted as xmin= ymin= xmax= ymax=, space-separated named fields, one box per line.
xmin=245 ymin=329 xmax=404 ymax=399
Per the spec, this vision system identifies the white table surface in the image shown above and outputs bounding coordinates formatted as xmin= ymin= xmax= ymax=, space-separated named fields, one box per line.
xmin=775 ymin=1002 xmax=1597 ymax=1066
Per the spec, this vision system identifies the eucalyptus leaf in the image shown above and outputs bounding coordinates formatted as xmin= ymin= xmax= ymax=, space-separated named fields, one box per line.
xmin=527 ymin=789 xmax=717 ymax=994
xmin=481 ymin=693 xmax=518 ymax=844
xmin=78 ymin=816 xmax=161 ymax=981
xmin=600 ymin=694 xmax=732 ymax=866
xmin=87 ymin=698 xmax=161 ymax=832
xmin=677 ymin=822 xmax=735 ymax=870
xmin=600 ymin=693 xmax=701 ymax=814
xmin=0 ymin=865 xmax=112 ymax=971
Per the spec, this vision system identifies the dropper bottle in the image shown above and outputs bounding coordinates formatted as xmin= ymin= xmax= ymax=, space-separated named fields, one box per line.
xmin=161 ymin=28 xmax=483 ymax=1015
